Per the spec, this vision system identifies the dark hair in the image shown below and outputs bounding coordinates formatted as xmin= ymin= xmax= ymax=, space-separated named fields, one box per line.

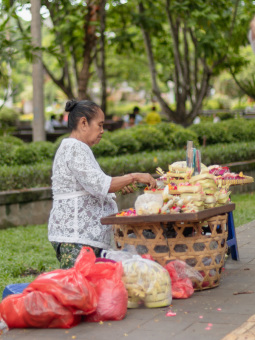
xmin=65 ymin=99 xmax=101 ymax=130
xmin=129 ymin=113 xmax=136 ymax=120
xmin=133 ymin=106 xmax=140 ymax=113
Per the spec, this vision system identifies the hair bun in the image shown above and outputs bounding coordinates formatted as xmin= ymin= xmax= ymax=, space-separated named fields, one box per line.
xmin=65 ymin=100 xmax=78 ymax=112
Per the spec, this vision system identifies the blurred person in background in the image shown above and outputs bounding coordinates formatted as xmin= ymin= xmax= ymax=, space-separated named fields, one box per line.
xmin=123 ymin=106 xmax=143 ymax=128
xmin=145 ymin=106 xmax=161 ymax=125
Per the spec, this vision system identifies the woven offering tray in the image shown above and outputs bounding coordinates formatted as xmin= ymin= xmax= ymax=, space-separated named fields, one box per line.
xmin=101 ymin=204 xmax=235 ymax=290
xmin=216 ymin=176 xmax=254 ymax=186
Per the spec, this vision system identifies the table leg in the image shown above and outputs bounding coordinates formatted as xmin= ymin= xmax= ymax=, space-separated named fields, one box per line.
xmin=227 ymin=211 xmax=239 ymax=261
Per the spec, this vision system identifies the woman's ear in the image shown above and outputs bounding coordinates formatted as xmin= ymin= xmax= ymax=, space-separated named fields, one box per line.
xmin=79 ymin=116 xmax=88 ymax=130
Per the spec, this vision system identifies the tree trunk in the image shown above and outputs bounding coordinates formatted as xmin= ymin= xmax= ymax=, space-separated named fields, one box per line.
xmin=31 ymin=0 xmax=45 ymax=141
xmin=78 ymin=0 xmax=100 ymax=100
xmin=138 ymin=2 xmax=175 ymax=121
xmin=99 ymin=0 xmax=107 ymax=113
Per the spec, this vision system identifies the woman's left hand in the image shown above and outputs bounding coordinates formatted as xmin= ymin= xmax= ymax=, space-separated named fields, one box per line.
xmin=121 ymin=184 xmax=136 ymax=195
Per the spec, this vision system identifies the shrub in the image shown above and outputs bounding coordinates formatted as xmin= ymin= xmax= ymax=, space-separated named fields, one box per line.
xmin=108 ymin=130 xmax=141 ymax=154
xmin=91 ymin=138 xmax=118 ymax=157
xmin=0 ymin=107 xmax=19 ymax=127
xmin=217 ymin=112 xmax=234 ymax=121
xmin=0 ymin=135 xmax=24 ymax=146
xmin=0 ymin=162 xmax=52 ymax=191
xmin=1 ymin=141 xmax=255 ymax=190
xmin=189 ymin=122 xmax=234 ymax=145
xmin=170 ymin=128 xmax=199 ymax=149
xmin=29 ymin=141 xmax=56 ymax=161
xmin=155 ymin=122 xmax=182 ymax=141
xmin=131 ymin=125 xmax=168 ymax=151
xmin=0 ymin=142 xmax=17 ymax=166
xmin=12 ymin=145 xmax=39 ymax=165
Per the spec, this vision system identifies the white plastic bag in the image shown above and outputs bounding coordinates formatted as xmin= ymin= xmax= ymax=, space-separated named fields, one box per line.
xmin=135 ymin=193 xmax=163 ymax=215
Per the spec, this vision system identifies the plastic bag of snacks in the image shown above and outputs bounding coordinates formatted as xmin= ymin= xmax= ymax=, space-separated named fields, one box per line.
xmin=164 ymin=260 xmax=203 ymax=299
xmin=122 ymin=257 xmax=172 ymax=308
xmin=135 ymin=193 xmax=163 ymax=215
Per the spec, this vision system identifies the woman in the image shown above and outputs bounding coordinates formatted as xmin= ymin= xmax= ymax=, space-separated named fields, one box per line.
xmin=48 ymin=99 xmax=156 ymax=268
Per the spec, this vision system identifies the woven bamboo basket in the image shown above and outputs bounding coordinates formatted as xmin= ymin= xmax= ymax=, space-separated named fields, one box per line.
xmin=114 ymin=213 xmax=228 ymax=290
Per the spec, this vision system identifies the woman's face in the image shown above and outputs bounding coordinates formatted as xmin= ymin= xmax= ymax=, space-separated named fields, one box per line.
xmin=85 ymin=109 xmax=105 ymax=146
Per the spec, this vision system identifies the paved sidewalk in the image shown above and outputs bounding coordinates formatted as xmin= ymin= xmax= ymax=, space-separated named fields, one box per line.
xmin=2 ymin=222 xmax=255 ymax=340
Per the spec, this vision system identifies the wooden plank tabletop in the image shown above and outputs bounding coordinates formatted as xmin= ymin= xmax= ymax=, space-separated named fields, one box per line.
xmin=101 ymin=203 xmax=235 ymax=225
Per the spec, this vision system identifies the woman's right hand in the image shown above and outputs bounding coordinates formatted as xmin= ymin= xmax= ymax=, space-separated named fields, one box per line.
xmin=132 ymin=173 xmax=157 ymax=189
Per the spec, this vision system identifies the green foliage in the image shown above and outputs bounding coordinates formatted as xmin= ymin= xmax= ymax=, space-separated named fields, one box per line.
xmin=0 ymin=162 xmax=52 ymax=191
xmin=29 ymin=141 xmax=56 ymax=162
xmin=12 ymin=145 xmax=39 ymax=165
xmin=189 ymin=121 xmax=234 ymax=145
xmin=231 ymin=193 xmax=255 ymax=228
xmin=91 ymin=138 xmax=118 ymax=158
xmin=217 ymin=112 xmax=234 ymax=121
xmin=0 ymin=135 xmax=24 ymax=145
xmin=108 ymin=130 xmax=141 ymax=154
xmin=171 ymin=128 xmax=199 ymax=149
xmin=131 ymin=125 xmax=168 ymax=151
xmin=2 ymin=141 xmax=255 ymax=190
xmin=98 ymin=141 xmax=255 ymax=176
xmin=0 ymin=106 xmax=19 ymax=127
xmin=0 ymin=141 xmax=17 ymax=166
xmin=202 ymin=98 xmax=223 ymax=110
xmin=155 ymin=122 xmax=182 ymax=140
xmin=0 ymin=224 xmax=59 ymax=299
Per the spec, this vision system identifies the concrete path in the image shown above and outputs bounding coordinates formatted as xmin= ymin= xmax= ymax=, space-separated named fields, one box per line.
xmin=2 ymin=222 xmax=255 ymax=340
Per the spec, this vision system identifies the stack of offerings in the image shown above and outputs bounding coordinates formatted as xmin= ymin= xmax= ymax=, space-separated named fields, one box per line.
xmin=215 ymin=187 xmax=231 ymax=206
xmin=165 ymin=161 xmax=193 ymax=184
xmin=177 ymin=183 xmax=205 ymax=212
xmin=189 ymin=172 xmax=218 ymax=209
xmin=122 ymin=258 xmax=172 ymax=308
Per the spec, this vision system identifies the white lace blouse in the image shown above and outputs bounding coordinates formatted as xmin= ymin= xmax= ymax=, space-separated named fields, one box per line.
xmin=48 ymin=138 xmax=118 ymax=249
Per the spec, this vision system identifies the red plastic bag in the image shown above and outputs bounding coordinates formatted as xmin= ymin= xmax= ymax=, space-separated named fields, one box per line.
xmin=164 ymin=260 xmax=201 ymax=299
xmin=24 ymin=247 xmax=97 ymax=315
xmin=85 ymin=262 xmax=128 ymax=322
xmin=0 ymin=291 xmax=81 ymax=329
xmin=25 ymin=268 xmax=97 ymax=315
xmin=141 ymin=254 xmax=155 ymax=261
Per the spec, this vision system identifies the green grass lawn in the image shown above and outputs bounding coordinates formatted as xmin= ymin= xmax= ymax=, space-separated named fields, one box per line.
xmin=0 ymin=192 xmax=255 ymax=299
xmin=231 ymin=192 xmax=255 ymax=227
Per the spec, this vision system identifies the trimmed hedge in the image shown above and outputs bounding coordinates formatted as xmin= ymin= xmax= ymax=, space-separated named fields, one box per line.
xmin=1 ymin=141 xmax=255 ymax=191
xmin=0 ymin=162 xmax=52 ymax=191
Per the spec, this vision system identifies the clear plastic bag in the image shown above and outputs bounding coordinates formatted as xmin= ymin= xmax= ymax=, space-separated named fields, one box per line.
xmin=101 ymin=245 xmax=141 ymax=262
xmin=122 ymin=258 xmax=172 ymax=308
xmin=0 ymin=318 xmax=8 ymax=335
xmin=135 ymin=193 xmax=163 ymax=215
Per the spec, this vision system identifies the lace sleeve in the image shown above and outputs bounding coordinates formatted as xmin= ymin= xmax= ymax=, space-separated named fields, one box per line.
xmin=66 ymin=141 xmax=112 ymax=198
